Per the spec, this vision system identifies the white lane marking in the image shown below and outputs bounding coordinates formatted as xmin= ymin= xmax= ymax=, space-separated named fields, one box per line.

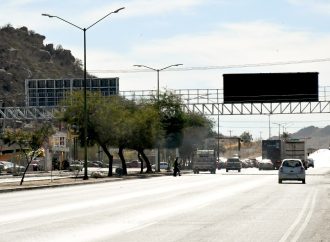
xmin=279 ymin=190 xmax=314 ymax=242
xmin=291 ymin=189 xmax=318 ymax=242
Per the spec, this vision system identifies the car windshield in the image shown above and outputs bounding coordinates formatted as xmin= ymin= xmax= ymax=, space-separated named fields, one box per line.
xmin=228 ymin=159 xmax=239 ymax=162
xmin=283 ymin=160 xmax=301 ymax=168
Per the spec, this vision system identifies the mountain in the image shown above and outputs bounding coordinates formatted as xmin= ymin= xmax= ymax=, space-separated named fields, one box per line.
xmin=0 ymin=24 xmax=86 ymax=106
xmin=290 ymin=125 xmax=330 ymax=150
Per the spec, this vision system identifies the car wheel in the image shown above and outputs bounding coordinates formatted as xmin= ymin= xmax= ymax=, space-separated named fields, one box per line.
xmin=278 ymin=179 xmax=282 ymax=184
xmin=226 ymin=169 xmax=228 ymax=172
xmin=302 ymin=179 xmax=306 ymax=184
xmin=238 ymin=169 xmax=241 ymax=172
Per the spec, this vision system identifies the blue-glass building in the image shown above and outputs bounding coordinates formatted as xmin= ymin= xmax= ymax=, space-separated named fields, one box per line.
xmin=25 ymin=78 xmax=119 ymax=107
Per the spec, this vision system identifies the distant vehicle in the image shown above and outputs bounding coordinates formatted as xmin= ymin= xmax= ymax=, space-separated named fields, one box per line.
xmin=258 ymin=159 xmax=274 ymax=170
xmin=30 ymin=159 xmax=43 ymax=171
xmin=1 ymin=161 xmax=25 ymax=174
xmin=284 ymin=140 xmax=308 ymax=169
xmin=217 ymin=157 xmax=227 ymax=170
xmin=126 ymin=160 xmax=141 ymax=168
xmin=192 ymin=150 xmax=216 ymax=174
xmin=262 ymin=140 xmax=282 ymax=169
xmin=262 ymin=139 xmax=307 ymax=170
xmin=0 ymin=161 xmax=5 ymax=173
xmin=226 ymin=157 xmax=241 ymax=172
xmin=307 ymin=158 xmax=314 ymax=168
xmin=242 ymin=158 xmax=254 ymax=168
xmin=69 ymin=160 xmax=83 ymax=171
xmin=152 ymin=162 xmax=169 ymax=170
xmin=278 ymin=159 xmax=306 ymax=184
xmin=248 ymin=158 xmax=258 ymax=168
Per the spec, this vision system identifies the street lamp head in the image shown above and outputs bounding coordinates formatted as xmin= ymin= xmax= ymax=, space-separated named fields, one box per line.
xmin=113 ymin=7 xmax=125 ymax=13
xmin=133 ymin=64 xmax=142 ymax=67
xmin=42 ymin=13 xmax=55 ymax=18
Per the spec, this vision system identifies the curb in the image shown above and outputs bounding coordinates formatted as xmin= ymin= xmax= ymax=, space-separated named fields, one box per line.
xmin=0 ymin=171 xmax=185 ymax=194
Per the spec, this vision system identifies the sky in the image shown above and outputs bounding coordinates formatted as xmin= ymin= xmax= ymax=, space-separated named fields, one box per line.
xmin=2 ymin=0 xmax=330 ymax=141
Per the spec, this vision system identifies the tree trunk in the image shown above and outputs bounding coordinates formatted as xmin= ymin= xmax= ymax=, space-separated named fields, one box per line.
xmin=20 ymin=161 xmax=31 ymax=185
xmin=139 ymin=149 xmax=152 ymax=173
xmin=20 ymin=150 xmax=35 ymax=185
xmin=100 ymin=144 xmax=113 ymax=177
xmin=118 ymin=145 xmax=127 ymax=175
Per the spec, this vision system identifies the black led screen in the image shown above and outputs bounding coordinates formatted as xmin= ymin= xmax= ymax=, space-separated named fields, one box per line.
xmin=223 ymin=72 xmax=319 ymax=103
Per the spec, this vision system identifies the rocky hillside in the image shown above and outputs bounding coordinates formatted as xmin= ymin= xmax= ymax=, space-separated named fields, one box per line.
xmin=291 ymin=125 xmax=330 ymax=150
xmin=0 ymin=24 xmax=86 ymax=106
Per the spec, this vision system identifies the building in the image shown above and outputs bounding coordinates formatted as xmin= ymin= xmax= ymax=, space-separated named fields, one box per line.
xmin=25 ymin=78 xmax=119 ymax=107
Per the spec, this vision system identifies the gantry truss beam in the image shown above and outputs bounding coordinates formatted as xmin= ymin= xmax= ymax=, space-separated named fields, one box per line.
xmin=1 ymin=88 xmax=330 ymax=120
xmin=0 ymin=106 xmax=61 ymax=120
xmin=182 ymin=101 xmax=330 ymax=115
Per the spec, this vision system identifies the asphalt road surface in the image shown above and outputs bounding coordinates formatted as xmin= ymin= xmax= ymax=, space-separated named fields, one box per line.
xmin=0 ymin=167 xmax=329 ymax=242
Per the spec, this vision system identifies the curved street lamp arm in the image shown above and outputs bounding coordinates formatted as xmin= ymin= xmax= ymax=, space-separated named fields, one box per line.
xmin=133 ymin=64 xmax=157 ymax=72
xmin=87 ymin=7 xmax=125 ymax=30
xmin=134 ymin=64 xmax=183 ymax=72
xmin=41 ymin=14 xmax=83 ymax=30
xmin=159 ymin=63 xmax=183 ymax=71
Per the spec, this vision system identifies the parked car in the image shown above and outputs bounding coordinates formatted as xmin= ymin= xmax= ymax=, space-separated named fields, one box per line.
xmin=1 ymin=161 xmax=25 ymax=174
xmin=258 ymin=159 xmax=274 ymax=170
xmin=88 ymin=160 xmax=105 ymax=167
xmin=278 ymin=159 xmax=306 ymax=184
xmin=30 ymin=159 xmax=42 ymax=171
xmin=152 ymin=162 xmax=169 ymax=170
xmin=307 ymin=158 xmax=314 ymax=168
xmin=69 ymin=160 xmax=83 ymax=171
xmin=126 ymin=160 xmax=141 ymax=168
xmin=0 ymin=161 xmax=4 ymax=173
xmin=226 ymin=157 xmax=241 ymax=172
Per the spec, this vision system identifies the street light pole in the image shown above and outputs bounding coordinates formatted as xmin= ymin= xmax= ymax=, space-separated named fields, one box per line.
xmin=133 ymin=64 xmax=183 ymax=172
xmin=273 ymin=122 xmax=283 ymax=140
xmin=42 ymin=7 xmax=125 ymax=180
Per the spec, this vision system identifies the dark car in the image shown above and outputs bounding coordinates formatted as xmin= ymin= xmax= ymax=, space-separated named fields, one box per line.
xmin=226 ymin=157 xmax=241 ymax=172
xmin=126 ymin=160 xmax=141 ymax=168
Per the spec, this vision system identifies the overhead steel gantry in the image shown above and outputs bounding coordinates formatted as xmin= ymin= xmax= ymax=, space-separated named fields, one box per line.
xmin=1 ymin=87 xmax=330 ymax=120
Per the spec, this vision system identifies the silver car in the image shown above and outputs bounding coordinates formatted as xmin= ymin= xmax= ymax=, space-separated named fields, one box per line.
xmin=278 ymin=159 xmax=306 ymax=184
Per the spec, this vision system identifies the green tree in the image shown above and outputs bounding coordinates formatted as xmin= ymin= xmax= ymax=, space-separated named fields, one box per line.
xmin=158 ymin=91 xmax=186 ymax=149
xmin=60 ymin=90 xmax=215 ymax=175
xmin=1 ymin=123 xmax=54 ymax=185
xmin=60 ymin=91 xmax=118 ymax=176
xmin=281 ymin=132 xmax=290 ymax=140
xmin=240 ymin=131 xmax=253 ymax=143
xmin=127 ymin=102 xmax=160 ymax=173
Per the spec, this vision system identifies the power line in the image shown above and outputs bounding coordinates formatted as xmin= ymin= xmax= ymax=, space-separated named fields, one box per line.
xmin=88 ymin=57 xmax=330 ymax=74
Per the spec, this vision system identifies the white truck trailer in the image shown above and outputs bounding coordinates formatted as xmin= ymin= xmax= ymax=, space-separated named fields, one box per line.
xmin=192 ymin=150 xmax=217 ymax=174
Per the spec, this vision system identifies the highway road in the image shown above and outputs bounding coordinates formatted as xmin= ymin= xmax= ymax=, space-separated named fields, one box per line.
xmin=0 ymin=167 xmax=329 ymax=242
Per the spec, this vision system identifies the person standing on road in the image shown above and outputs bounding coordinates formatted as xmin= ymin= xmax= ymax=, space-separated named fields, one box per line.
xmin=173 ymin=157 xmax=181 ymax=177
